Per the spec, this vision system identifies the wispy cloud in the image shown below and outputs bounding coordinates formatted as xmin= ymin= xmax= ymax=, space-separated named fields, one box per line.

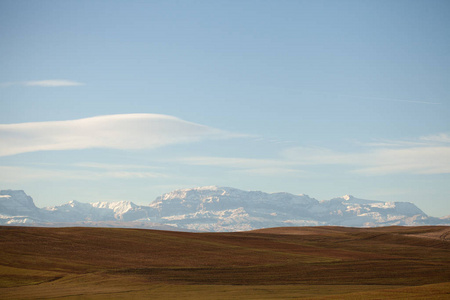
xmin=292 ymin=133 xmax=450 ymax=175
xmin=0 ymin=82 xmax=15 ymax=88
xmin=280 ymin=147 xmax=356 ymax=165
xmin=359 ymin=133 xmax=450 ymax=148
xmin=419 ymin=133 xmax=450 ymax=144
xmin=358 ymin=95 xmax=441 ymax=105
xmin=73 ymin=162 xmax=164 ymax=171
xmin=306 ymin=90 xmax=441 ymax=105
xmin=178 ymin=156 xmax=289 ymax=169
xmin=175 ymin=156 xmax=302 ymax=177
xmin=0 ymin=114 xmax=246 ymax=156
xmin=352 ymin=147 xmax=450 ymax=175
xmin=281 ymin=134 xmax=450 ymax=175
xmin=1 ymin=80 xmax=84 ymax=87
xmin=177 ymin=133 xmax=450 ymax=176
xmin=235 ymin=167 xmax=305 ymax=176
xmin=24 ymin=80 xmax=84 ymax=87
xmin=0 ymin=165 xmax=165 ymax=183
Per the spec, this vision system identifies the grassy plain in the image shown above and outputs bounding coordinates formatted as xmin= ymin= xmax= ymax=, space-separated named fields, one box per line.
xmin=0 ymin=225 xmax=449 ymax=299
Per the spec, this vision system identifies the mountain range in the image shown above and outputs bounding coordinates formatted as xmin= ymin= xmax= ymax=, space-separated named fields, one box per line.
xmin=1 ymin=186 xmax=449 ymax=231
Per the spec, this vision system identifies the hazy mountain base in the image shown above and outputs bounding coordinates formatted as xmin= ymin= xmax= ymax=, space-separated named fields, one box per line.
xmin=1 ymin=187 xmax=449 ymax=231
xmin=1 ymin=226 xmax=449 ymax=299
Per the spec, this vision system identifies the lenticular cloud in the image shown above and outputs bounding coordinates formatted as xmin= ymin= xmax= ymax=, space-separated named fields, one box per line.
xmin=0 ymin=114 xmax=241 ymax=156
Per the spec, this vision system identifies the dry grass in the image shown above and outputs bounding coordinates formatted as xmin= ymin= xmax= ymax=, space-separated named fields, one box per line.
xmin=1 ymin=226 xmax=449 ymax=299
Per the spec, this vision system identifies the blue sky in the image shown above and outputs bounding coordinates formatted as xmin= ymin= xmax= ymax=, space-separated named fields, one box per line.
xmin=1 ymin=0 xmax=449 ymax=216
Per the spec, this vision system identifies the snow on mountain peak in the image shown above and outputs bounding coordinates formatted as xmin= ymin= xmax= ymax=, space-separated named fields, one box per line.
xmin=1 ymin=187 xmax=447 ymax=231
xmin=175 ymin=186 xmax=221 ymax=193
xmin=91 ymin=201 xmax=137 ymax=215
xmin=153 ymin=186 xmax=234 ymax=204
xmin=192 ymin=185 xmax=220 ymax=191
xmin=0 ymin=189 xmax=38 ymax=211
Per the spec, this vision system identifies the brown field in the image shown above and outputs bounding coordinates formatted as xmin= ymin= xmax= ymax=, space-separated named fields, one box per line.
xmin=1 ymin=225 xmax=449 ymax=299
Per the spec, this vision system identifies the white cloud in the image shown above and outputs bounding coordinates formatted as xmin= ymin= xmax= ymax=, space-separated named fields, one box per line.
xmin=1 ymin=80 xmax=84 ymax=87
xmin=0 ymin=114 xmax=245 ymax=156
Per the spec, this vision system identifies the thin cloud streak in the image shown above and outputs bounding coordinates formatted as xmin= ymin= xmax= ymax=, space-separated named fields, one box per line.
xmin=0 ymin=114 xmax=246 ymax=156
xmin=420 ymin=133 xmax=450 ymax=144
xmin=73 ymin=162 xmax=164 ymax=171
xmin=307 ymin=90 xmax=441 ymax=105
xmin=24 ymin=80 xmax=84 ymax=87
xmin=176 ymin=156 xmax=306 ymax=178
xmin=361 ymin=95 xmax=441 ymax=105
xmin=352 ymin=147 xmax=450 ymax=175
xmin=0 ymin=166 xmax=165 ymax=183
xmin=1 ymin=80 xmax=85 ymax=87
xmin=178 ymin=134 xmax=450 ymax=176
xmin=234 ymin=167 xmax=306 ymax=176
xmin=0 ymin=82 xmax=15 ymax=88
xmin=359 ymin=133 xmax=450 ymax=148
xmin=283 ymin=145 xmax=450 ymax=175
xmin=178 ymin=156 xmax=289 ymax=169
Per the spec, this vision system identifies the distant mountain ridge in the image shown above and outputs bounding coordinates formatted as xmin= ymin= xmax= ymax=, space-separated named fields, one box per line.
xmin=1 ymin=187 xmax=448 ymax=232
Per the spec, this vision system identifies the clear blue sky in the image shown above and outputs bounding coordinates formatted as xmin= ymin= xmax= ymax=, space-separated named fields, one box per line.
xmin=1 ymin=0 xmax=449 ymax=216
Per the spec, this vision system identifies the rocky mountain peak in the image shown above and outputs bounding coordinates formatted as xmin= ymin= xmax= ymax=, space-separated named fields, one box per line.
xmin=1 ymin=187 xmax=448 ymax=231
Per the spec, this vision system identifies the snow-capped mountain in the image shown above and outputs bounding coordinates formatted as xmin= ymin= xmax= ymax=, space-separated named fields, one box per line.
xmin=44 ymin=200 xmax=153 ymax=222
xmin=0 ymin=187 xmax=448 ymax=231
xmin=148 ymin=186 xmax=443 ymax=231
xmin=149 ymin=186 xmax=320 ymax=231
xmin=0 ymin=190 xmax=41 ymax=224
xmin=0 ymin=190 xmax=169 ymax=230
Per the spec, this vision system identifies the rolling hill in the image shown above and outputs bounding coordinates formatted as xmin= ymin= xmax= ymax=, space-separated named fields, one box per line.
xmin=1 ymin=225 xmax=449 ymax=299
